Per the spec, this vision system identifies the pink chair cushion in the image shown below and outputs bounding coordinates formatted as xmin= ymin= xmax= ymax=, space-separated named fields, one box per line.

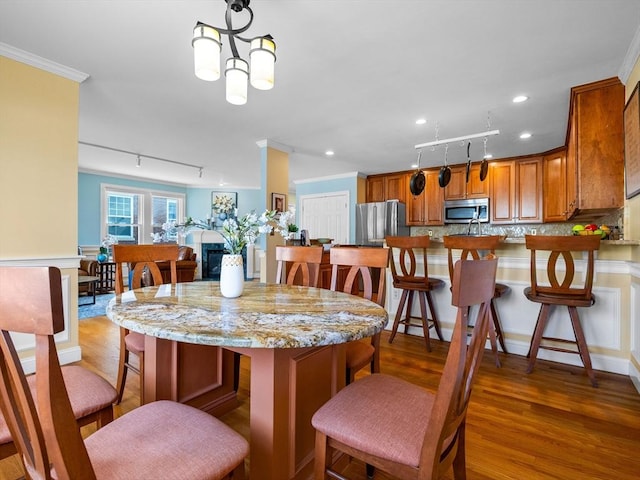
xmin=84 ymin=400 xmax=248 ymax=479
xmin=125 ymin=331 xmax=145 ymax=354
xmin=0 ymin=365 xmax=117 ymax=445
xmin=312 ymin=373 xmax=434 ymax=468
xmin=346 ymin=340 xmax=375 ymax=369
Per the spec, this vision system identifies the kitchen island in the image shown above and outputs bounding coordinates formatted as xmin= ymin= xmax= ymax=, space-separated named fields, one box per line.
xmin=383 ymin=234 xmax=639 ymax=385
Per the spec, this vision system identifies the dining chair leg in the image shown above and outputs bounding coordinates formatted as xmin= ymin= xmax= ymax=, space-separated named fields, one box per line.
xmin=139 ymin=350 xmax=145 ymax=404
xmin=490 ymin=298 xmax=508 ymax=353
xmin=115 ymin=343 xmax=129 ymax=405
xmin=568 ymin=306 xmax=598 ymax=387
xmin=389 ymin=289 xmax=410 ymax=343
xmin=314 ymin=430 xmax=329 ymax=479
xmin=526 ymin=304 xmax=551 ymax=373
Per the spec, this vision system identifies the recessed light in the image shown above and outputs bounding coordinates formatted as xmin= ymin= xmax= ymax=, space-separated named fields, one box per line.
xmin=513 ymin=95 xmax=529 ymax=103
xmin=415 ymin=118 xmax=427 ymax=125
xmin=520 ymin=132 xmax=532 ymax=139
xmin=411 ymin=163 xmax=418 ymax=168
xmin=325 ymin=150 xmax=334 ymax=156
xmin=484 ymin=154 xmax=493 ymax=159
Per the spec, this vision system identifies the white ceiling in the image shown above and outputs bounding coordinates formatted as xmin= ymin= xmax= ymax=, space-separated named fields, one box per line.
xmin=1 ymin=0 xmax=639 ymax=191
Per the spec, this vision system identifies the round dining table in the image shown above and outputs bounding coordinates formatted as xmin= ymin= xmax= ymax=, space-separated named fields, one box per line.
xmin=107 ymin=281 xmax=388 ymax=480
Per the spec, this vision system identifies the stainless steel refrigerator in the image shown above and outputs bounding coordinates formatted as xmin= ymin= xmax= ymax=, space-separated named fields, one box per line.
xmin=355 ymin=200 xmax=409 ymax=246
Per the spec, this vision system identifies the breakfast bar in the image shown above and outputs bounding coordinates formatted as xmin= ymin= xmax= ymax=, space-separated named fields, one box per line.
xmin=107 ymin=281 xmax=388 ymax=480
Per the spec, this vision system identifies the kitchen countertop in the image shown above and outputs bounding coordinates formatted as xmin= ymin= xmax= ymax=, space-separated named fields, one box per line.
xmin=429 ymin=237 xmax=639 ymax=246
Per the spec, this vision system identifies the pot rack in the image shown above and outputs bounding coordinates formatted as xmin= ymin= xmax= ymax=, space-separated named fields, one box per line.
xmin=414 ymin=129 xmax=500 ymax=150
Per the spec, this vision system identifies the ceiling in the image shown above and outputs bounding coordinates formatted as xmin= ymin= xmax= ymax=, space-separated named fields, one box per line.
xmin=1 ymin=1 xmax=639 ymax=191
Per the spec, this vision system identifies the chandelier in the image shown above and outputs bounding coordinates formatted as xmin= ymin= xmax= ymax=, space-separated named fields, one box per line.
xmin=192 ymin=0 xmax=276 ymax=105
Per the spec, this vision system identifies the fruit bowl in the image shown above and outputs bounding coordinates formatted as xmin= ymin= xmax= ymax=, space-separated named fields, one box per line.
xmin=315 ymin=238 xmax=333 ymax=245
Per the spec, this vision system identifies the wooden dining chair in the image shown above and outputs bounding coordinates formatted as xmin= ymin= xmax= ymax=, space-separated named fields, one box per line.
xmin=385 ymin=236 xmax=445 ymax=352
xmin=523 ymin=234 xmax=601 ymax=387
xmin=0 ymin=272 xmax=117 ymax=461
xmin=312 ymin=257 xmax=498 ymax=480
xmin=275 ymin=245 xmax=324 ymax=287
xmin=443 ymin=235 xmax=509 ymax=367
xmin=112 ymin=244 xmax=178 ymax=404
xmin=329 ymin=247 xmax=390 ymax=385
xmin=0 ymin=265 xmax=248 ymax=480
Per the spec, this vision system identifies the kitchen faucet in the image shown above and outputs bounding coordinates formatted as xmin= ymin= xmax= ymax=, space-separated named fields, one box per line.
xmin=467 ymin=216 xmax=481 ymax=236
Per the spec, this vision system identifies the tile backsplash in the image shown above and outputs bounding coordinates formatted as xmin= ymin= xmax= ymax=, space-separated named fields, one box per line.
xmin=412 ymin=208 xmax=624 ymax=239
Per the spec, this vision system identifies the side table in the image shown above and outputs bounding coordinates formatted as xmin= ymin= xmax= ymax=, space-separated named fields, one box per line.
xmin=96 ymin=261 xmax=116 ymax=294
xmin=78 ymin=275 xmax=99 ymax=305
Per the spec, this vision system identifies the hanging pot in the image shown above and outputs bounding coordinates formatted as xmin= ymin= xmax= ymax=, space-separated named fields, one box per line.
xmin=409 ymin=150 xmax=425 ymax=196
xmin=410 ymin=170 xmax=425 ymax=196
xmin=438 ymin=146 xmax=451 ymax=188
xmin=479 ymin=157 xmax=489 ymax=181
xmin=465 ymin=141 xmax=472 ymax=183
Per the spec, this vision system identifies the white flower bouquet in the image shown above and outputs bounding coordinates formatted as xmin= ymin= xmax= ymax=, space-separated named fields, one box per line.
xmin=213 ymin=194 xmax=236 ymax=214
xmin=274 ymin=207 xmax=299 ymax=240
xmin=221 ymin=209 xmax=277 ymax=254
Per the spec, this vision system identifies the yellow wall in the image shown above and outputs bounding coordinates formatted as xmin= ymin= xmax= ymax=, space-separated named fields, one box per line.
xmin=0 ymin=56 xmax=80 ymax=356
xmin=265 ymin=147 xmax=289 ymax=281
xmin=0 ymin=56 xmax=79 ymax=257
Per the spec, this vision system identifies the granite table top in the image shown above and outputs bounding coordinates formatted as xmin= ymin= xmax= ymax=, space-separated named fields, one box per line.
xmin=106 ymin=281 xmax=388 ymax=349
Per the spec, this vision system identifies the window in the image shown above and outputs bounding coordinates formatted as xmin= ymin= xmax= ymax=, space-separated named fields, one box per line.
xmin=102 ymin=184 xmax=185 ymax=245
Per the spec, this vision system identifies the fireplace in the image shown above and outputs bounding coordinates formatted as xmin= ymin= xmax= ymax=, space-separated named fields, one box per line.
xmin=189 ymin=230 xmax=254 ymax=280
xmin=201 ymin=243 xmax=248 ymax=280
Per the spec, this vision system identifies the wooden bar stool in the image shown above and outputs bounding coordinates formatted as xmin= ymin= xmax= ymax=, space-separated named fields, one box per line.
xmin=443 ymin=235 xmax=509 ymax=367
xmin=385 ymin=236 xmax=444 ymax=351
xmin=523 ymin=234 xmax=601 ymax=387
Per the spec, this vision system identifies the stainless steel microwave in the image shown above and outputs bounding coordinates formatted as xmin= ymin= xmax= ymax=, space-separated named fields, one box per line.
xmin=443 ymin=198 xmax=489 ymax=224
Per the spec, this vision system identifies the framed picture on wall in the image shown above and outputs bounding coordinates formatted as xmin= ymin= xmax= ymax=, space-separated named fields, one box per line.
xmin=271 ymin=192 xmax=286 ymax=214
xmin=212 ymin=191 xmax=238 ymax=227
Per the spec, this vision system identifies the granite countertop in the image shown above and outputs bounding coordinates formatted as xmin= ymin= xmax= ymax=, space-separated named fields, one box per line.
xmin=107 ymin=282 xmax=388 ymax=349
xmin=429 ymin=236 xmax=639 ymax=246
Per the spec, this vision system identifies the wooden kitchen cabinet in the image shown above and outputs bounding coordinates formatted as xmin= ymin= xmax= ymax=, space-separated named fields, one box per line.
xmin=366 ymin=176 xmax=385 ymax=202
xmin=366 ymin=172 xmax=406 ymax=203
xmin=490 ymin=157 xmax=542 ymax=224
xmin=405 ymin=169 xmax=443 ymax=226
xmin=384 ymin=173 xmax=407 ymax=203
xmin=565 ymin=77 xmax=624 ymax=218
xmin=444 ymin=163 xmax=489 ymax=200
xmin=543 ymin=148 xmax=569 ymax=222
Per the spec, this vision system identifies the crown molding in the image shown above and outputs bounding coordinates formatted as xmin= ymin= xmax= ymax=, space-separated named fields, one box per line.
xmin=294 ymin=171 xmax=362 ymax=185
xmin=0 ymin=42 xmax=89 ymax=83
xmin=619 ymin=24 xmax=640 ymax=84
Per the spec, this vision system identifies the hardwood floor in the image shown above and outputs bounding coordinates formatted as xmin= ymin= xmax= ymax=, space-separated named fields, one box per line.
xmin=1 ymin=315 xmax=639 ymax=479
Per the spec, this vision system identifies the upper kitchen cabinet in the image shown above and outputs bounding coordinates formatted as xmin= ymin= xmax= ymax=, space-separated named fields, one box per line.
xmin=444 ymin=163 xmax=489 ymax=200
xmin=366 ymin=175 xmax=385 ymax=202
xmin=543 ymin=148 xmax=569 ymax=222
xmin=365 ymin=173 xmax=406 ymax=203
xmin=565 ymin=77 xmax=625 ymax=219
xmin=490 ymin=156 xmax=543 ymax=224
xmin=405 ymin=169 xmax=444 ymax=226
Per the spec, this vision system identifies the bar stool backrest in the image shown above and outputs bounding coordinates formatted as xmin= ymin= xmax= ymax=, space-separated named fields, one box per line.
xmin=385 ymin=235 xmax=431 ymax=287
xmin=443 ymin=235 xmax=502 ymax=284
xmin=524 ymin=235 xmax=600 ymax=301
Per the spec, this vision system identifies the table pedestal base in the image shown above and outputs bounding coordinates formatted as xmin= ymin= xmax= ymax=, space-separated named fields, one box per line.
xmin=143 ymin=337 xmax=239 ymax=416
xmin=229 ymin=344 xmax=346 ymax=480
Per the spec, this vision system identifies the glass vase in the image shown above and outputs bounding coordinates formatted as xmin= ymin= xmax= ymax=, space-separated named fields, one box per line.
xmin=219 ymin=254 xmax=244 ymax=298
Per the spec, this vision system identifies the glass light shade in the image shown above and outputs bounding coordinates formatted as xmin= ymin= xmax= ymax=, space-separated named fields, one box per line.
xmin=193 ymin=24 xmax=221 ymax=81
xmin=249 ymin=37 xmax=276 ymax=90
xmin=225 ymin=57 xmax=249 ymax=105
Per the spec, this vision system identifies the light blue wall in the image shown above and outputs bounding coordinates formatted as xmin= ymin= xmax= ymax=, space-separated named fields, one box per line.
xmin=295 ymin=173 xmax=362 ymax=242
xmin=78 ymin=172 xmax=263 ymax=245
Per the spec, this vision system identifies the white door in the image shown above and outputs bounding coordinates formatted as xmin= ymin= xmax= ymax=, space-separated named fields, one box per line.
xmin=300 ymin=191 xmax=350 ymax=244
